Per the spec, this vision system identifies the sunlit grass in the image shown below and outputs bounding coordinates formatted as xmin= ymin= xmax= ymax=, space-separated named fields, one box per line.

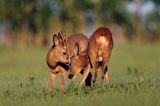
xmin=0 ymin=43 xmax=160 ymax=106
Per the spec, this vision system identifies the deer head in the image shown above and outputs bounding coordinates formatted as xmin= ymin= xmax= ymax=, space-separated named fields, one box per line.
xmin=68 ymin=43 xmax=87 ymax=79
xmin=47 ymin=32 xmax=69 ymax=69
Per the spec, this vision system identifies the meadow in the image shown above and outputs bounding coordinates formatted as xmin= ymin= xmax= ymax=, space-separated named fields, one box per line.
xmin=0 ymin=42 xmax=160 ymax=106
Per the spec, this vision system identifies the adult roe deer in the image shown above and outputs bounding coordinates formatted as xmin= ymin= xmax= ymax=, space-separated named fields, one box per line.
xmin=69 ymin=27 xmax=113 ymax=85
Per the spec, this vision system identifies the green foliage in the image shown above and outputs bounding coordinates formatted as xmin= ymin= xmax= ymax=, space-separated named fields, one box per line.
xmin=73 ymin=0 xmax=94 ymax=11
xmin=144 ymin=9 xmax=160 ymax=40
xmin=100 ymin=0 xmax=133 ymax=26
xmin=1 ymin=0 xmax=160 ymax=44
xmin=0 ymin=0 xmax=131 ymax=28
xmin=146 ymin=10 xmax=160 ymax=23
xmin=152 ymin=0 xmax=160 ymax=6
xmin=0 ymin=0 xmax=52 ymax=33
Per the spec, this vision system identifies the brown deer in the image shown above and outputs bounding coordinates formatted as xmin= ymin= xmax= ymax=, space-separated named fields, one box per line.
xmin=47 ymin=32 xmax=68 ymax=91
xmin=69 ymin=27 xmax=113 ymax=85
xmin=46 ymin=32 xmax=92 ymax=91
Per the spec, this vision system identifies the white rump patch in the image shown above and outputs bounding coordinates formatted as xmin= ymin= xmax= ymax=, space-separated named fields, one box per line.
xmin=99 ymin=36 xmax=109 ymax=48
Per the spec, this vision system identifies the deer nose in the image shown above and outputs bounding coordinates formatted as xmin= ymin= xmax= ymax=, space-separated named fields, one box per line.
xmin=68 ymin=74 xmax=73 ymax=79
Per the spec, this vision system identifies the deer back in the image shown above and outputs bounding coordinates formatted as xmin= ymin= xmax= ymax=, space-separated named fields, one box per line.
xmin=66 ymin=33 xmax=89 ymax=57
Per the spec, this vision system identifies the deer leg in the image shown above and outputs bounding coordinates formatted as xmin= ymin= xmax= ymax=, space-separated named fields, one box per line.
xmin=100 ymin=70 xmax=104 ymax=84
xmin=92 ymin=61 xmax=98 ymax=84
xmin=93 ymin=67 xmax=98 ymax=84
xmin=55 ymin=66 xmax=68 ymax=91
xmin=105 ymin=66 xmax=109 ymax=84
xmin=72 ymin=68 xmax=81 ymax=80
xmin=89 ymin=51 xmax=98 ymax=83
xmin=90 ymin=56 xmax=98 ymax=84
xmin=85 ymin=72 xmax=92 ymax=86
xmin=49 ymin=72 xmax=57 ymax=91
xmin=101 ymin=66 xmax=109 ymax=84
xmin=60 ymin=70 xmax=67 ymax=91
xmin=102 ymin=63 xmax=109 ymax=84
xmin=80 ymin=70 xmax=92 ymax=86
xmin=105 ymin=70 xmax=109 ymax=84
xmin=100 ymin=62 xmax=107 ymax=84
xmin=79 ymin=64 xmax=90 ymax=86
xmin=101 ymin=60 xmax=109 ymax=84
xmin=49 ymin=66 xmax=64 ymax=91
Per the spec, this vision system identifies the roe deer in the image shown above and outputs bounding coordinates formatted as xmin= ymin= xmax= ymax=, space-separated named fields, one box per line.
xmin=47 ymin=32 xmax=68 ymax=91
xmin=69 ymin=27 xmax=113 ymax=85
xmin=46 ymin=32 xmax=92 ymax=91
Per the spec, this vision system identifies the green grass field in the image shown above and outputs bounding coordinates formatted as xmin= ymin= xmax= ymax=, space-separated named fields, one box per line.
xmin=0 ymin=42 xmax=160 ymax=106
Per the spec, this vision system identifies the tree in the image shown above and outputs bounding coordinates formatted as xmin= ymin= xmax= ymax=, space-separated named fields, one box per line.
xmin=0 ymin=0 xmax=52 ymax=46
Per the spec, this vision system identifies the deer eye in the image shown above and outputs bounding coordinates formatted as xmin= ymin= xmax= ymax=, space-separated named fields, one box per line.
xmin=63 ymin=52 xmax=66 ymax=55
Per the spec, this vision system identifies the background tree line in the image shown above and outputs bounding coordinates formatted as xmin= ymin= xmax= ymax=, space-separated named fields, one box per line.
xmin=0 ymin=0 xmax=159 ymax=47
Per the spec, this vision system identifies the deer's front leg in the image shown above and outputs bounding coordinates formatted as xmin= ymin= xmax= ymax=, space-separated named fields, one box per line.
xmin=60 ymin=69 xmax=67 ymax=91
xmin=49 ymin=66 xmax=62 ymax=91
xmin=79 ymin=63 xmax=90 ymax=86
xmin=49 ymin=72 xmax=57 ymax=91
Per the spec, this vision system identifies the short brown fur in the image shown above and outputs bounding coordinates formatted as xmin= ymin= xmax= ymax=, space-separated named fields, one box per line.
xmin=69 ymin=27 xmax=113 ymax=85
xmin=46 ymin=32 xmax=89 ymax=91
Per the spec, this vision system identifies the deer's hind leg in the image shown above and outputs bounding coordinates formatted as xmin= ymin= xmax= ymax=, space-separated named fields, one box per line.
xmin=92 ymin=61 xmax=98 ymax=84
xmin=88 ymin=48 xmax=98 ymax=84
xmin=100 ymin=51 xmax=109 ymax=84
xmin=100 ymin=51 xmax=111 ymax=84
xmin=100 ymin=62 xmax=105 ymax=84
xmin=105 ymin=69 xmax=109 ymax=84
xmin=100 ymin=59 xmax=110 ymax=84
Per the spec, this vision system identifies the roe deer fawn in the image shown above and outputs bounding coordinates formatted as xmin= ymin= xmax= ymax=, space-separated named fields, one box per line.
xmin=46 ymin=32 xmax=92 ymax=91
xmin=69 ymin=27 xmax=113 ymax=85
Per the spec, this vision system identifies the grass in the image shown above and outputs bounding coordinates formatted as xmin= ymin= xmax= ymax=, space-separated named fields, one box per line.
xmin=0 ymin=42 xmax=160 ymax=106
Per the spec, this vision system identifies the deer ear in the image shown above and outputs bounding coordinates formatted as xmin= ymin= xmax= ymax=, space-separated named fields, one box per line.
xmin=53 ymin=34 xmax=59 ymax=46
xmin=73 ymin=43 xmax=79 ymax=56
